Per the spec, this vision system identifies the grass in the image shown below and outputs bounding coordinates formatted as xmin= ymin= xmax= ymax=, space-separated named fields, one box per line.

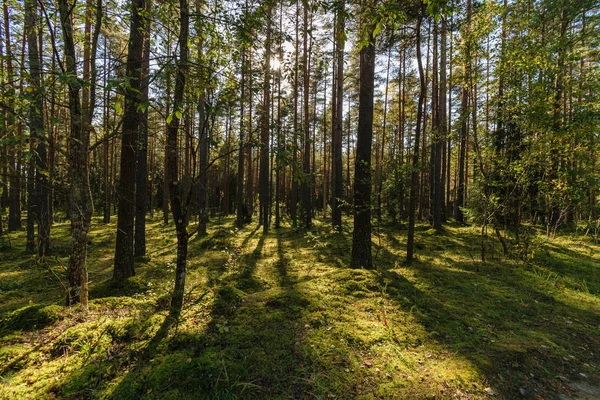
xmin=0 ymin=215 xmax=598 ymax=399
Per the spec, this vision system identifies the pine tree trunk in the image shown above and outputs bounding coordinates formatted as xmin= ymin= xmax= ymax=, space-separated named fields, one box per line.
xmin=301 ymin=4 xmax=311 ymax=229
xmin=135 ymin=1 xmax=151 ymax=257
xmin=4 ymin=1 xmax=21 ymax=232
xmin=58 ymin=0 xmax=93 ymax=307
xmin=26 ymin=0 xmax=51 ymax=255
xmin=407 ymin=9 xmax=426 ymax=264
xmin=350 ymin=27 xmax=375 ymax=270
xmin=167 ymin=0 xmax=189 ymax=319
xmin=114 ymin=0 xmax=146 ymax=280
xmin=260 ymin=2 xmax=272 ymax=233
xmin=331 ymin=1 xmax=344 ymax=230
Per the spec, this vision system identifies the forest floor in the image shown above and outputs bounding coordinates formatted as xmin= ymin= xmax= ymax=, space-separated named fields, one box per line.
xmin=0 ymin=216 xmax=599 ymax=399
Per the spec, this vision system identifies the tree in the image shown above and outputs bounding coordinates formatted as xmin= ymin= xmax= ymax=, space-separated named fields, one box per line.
xmin=114 ymin=0 xmax=146 ymax=280
xmin=407 ymin=5 xmax=425 ymax=264
xmin=350 ymin=22 xmax=375 ymax=270
xmin=301 ymin=0 xmax=311 ymax=229
xmin=331 ymin=0 xmax=345 ymax=231
xmin=58 ymin=0 xmax=95 ymax=307
xmin=25 ymin=0 xmax=50 ymax=255
xmin=166 ymin=0 xmax=189 ymax=319
xmin=259 ymin=0 xmax=272 ymax=233
xmin=134 ymin=0 xmax=152 ymax=258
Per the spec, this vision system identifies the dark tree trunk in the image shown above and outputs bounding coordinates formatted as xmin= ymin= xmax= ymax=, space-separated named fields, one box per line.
xmin=114 ymin=0 xmax=145 ymax=280
xmin=439 ymin=16 xmax=448 ymax=223
xmin=331 ymin=0 xmax=344 ymax=230
xmin=198 ymin=93 xmax=208 ymax=234
xmin=429 ymin=21 xmax=442 ymax=231
xmin=4 ymin=1 xmax=21 ymax=232
xmin=290 ymin=0 xmax=299 ymax=227
xmin=454 ymin=0 xmax=471 ymax=223
xmin=135 ymin=2 xmax=151 ymax=258
xmin=350 ymin=27 xmax=375 ymax=270
xmin=167 ymin=0 xmax=189 ymax=319
xmin=260 ymin=2 xmax=272 ymax=233
xmin=407 ymin=9 xmax=426 ymax=264
xmin=58 ymin=0 xmax=94 ymax=307
xmin=236 ymin=19 xmax=246 ymax=227
xmin=301 ymin=4 xmax=311 ymax=229
xmin=26 ymin=0 xmax=50 ymax=255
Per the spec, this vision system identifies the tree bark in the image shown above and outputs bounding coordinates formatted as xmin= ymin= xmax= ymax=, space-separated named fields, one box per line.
xmin=167 ymin=0 xmax=189 ymax=319
xmin=58 ymin=0 xmax=94 ymax=307
xmin=114 ymin=0 xmax=145 ymax=280
xmin=331 ymin=3 xmax=344 ymax=231
xmin=407 ymin=9 xmax=426 ymax=264
xmin=350 ymin=26 xmax=375 ymax=269
xmin=26 ymin=0 xmax=50 ymax=255
xmin=260 ymin=2 xmax=272 ymax=233
xmin=134 ymin=0 xmax=151 ymax=258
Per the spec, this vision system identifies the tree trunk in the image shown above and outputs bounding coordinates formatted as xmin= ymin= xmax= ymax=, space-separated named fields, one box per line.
xmin=301 ymin=3 xmax=311 ymax=229
xmin=58 ymin=0 xmax=94 ymax=308
xmin=167 ymin=0 xmax=189 ymax=319
xmin=454 ymin=0 xmax=471 ymax=223
xmin=350 ymin=26 xmax=375 ymax=270
xmin=135 ymin=0 xmax=151 ymax=258
xmin=114 ymin=0 xmax=145 ymax=280
xmin=290 ymin=0 xmax=299 ymax=227
xmin=260 ymin=2 xmax=272 ymax=233
xmin=26 ymin=0 xmax=51 ymax=255
xmin=4 ymin=0 xmax=21 ymax=232
xmin=407 ymin=9 xmax=426 ymax=264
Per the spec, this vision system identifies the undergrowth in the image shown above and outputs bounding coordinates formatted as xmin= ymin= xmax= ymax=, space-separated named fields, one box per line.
xmin=0 ymin=216 xmax=598 ymax=399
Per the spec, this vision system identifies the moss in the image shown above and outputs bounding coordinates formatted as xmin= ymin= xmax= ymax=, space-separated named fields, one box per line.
xmin=1 ymin=217 xmax=599 ymax=400
xmin=0 ymin=304 xmax=63 ymax=334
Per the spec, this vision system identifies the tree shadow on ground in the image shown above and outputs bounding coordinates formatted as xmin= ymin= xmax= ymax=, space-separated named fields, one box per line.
xmin=64 ymin=227 xmax=339 ymax=399
xmin=377 ymin=230 xmax=600 ymax=399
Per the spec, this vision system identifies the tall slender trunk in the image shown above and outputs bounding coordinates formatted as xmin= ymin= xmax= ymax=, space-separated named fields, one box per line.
xmin=290 ymin=0 xmax=299 ymax=226
xmin=58 ymin=0 xmax=94 ymax=307
xmin=114 ymin=0 xmax=145 ymax=279
xmin=236 ymin=1 xmax=248 ymax=227
xmin=439 ymin=16 xmax=448 ymax=223
xmin=103 ymin=35 xmax=110 ymax=223
xmin=4 ymin=0 xmax=21 ymax=231
xmin=26 ymin=0 xmax=48 ymax=254
xmin=331 ymin=0 xmax=344 ymax=230
xmin=429 ymin=21 xmax=442 ymax=230
xmin=350 ymin=26 xmax=375 ymax=270
xmin=260 ymin=2 xmax=272 ymax=233
xmin=163 ymin=32 xmax=172 ymax=224
xmin=135 ymin=0 xmax=151 ymax=257
xmin=378 ymin=48 xmax=391 ymax=223
xmin=301 ymin=2 xmax=311 ymax=228
xmin=167 ymin=0 xmax=189 ymax=319
xmin=275 ymin=0 xmax=283 ymax=229
xmin=454 ymin=0 xmax=471 ymax=223
xmin=407 ymin=9 xmax=426 ymax=264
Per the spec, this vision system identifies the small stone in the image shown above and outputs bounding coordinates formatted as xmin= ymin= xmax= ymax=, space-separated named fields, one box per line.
xmin=519 ymin=387 xmax=526 ymax=396
xmin=579 ymin=372 xmax=588 ymax=379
